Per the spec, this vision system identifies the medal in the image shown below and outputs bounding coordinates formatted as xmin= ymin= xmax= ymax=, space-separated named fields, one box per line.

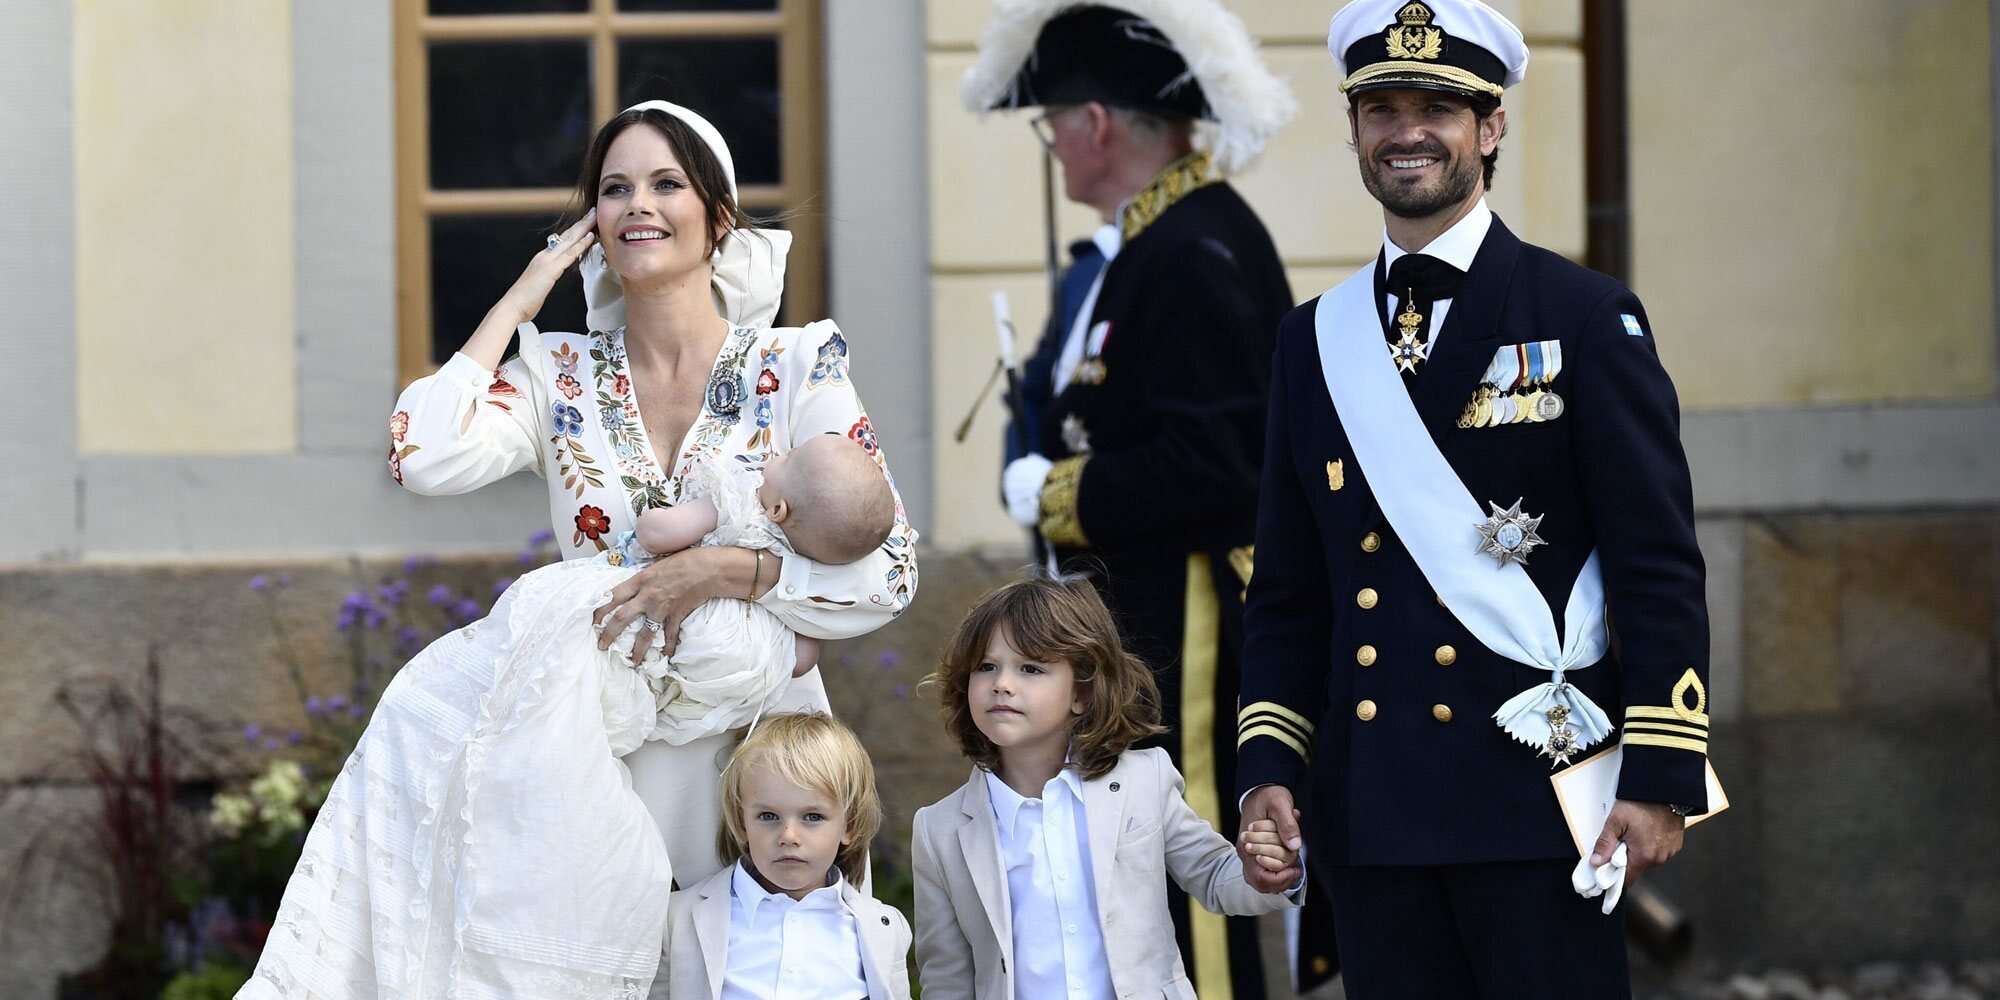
xmin=1541 ymin=704 xmax=1581 ymax=766
xmin=1061 ymin=412 xmax=1093 ymax=454
xmin=1534 ymin=391 xmax=1565 ymax=421
xmin=1475 ymin=497 xmax=1546 ymax=567
xmin=1510 ymin=390 xmax=1533 ymax=424
xmin=1389 ymin=296 xmax=1428 ymax=373
xmin=1472 ymin=386 xmax=1494 ymax=428
xmin=1072 ymin=356 xmax=1108 ymax=386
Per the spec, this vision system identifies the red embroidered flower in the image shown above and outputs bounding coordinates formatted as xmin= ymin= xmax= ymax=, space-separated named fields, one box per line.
xmin=555 ymin=373 xmax=583 ymax=400
xmin=389 ymin=410 xmax=410 ymax=443
xmin=613 ymin=374 xmax=631 ymax=397
xmin=574 ymin=504 xmax=612 ymax=541
xmin=489 ymin=370 xmax=522 ymax=397
xmin=849 ymin=414 xmax=880 ymax=457
xmin=756 ymin=369 xmax=780 ymax=395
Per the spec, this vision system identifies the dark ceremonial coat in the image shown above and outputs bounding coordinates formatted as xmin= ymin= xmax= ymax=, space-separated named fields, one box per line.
xmin=1030 ymin=155 xmax=1328 ymax=993
xmin=1005 ymin=239 xmax=1105 ymax=470
xmin=1235 ymin=217 xmax=1712 ymax=866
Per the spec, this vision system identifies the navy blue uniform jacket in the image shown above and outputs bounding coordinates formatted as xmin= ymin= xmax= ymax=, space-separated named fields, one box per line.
xmin=1235 ymin=218 xmax=1711 ymax=866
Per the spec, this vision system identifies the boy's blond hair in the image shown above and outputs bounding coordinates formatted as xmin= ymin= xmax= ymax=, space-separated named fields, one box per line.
xmin=716 ymin=712 xmax=882 ymax=886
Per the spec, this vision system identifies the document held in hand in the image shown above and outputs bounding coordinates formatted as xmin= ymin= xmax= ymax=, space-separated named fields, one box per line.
xmin=1551 ymin=746 xmax=1729 ymax=857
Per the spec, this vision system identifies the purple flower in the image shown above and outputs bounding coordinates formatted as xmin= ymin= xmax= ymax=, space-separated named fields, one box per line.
xmin=426 ymin=584 xmax=453 ymax=606
xmin=328 ymin=695 xmax=350 ymax=712
xmin=404 ymin=555 xmax=421 ymax=574
xmin=362 ymin=607 xmax=387 ymax=630
xmin=248 ymin=574 xmax=270 ymax=592
xmin=892 ymin=683 xmax=910 ymax=700
xmin=306 ymin=695 xmax=324 ymax=716
xmin=348 ymin=703 xmax=367 ymax=719
xmin=263 ymin=736 xmax=281 ymax=751
xmin=876 ymin=649 xmax=902 ymax=668
xmin=242 ymin=724 xmax=262 ymax=743
xmin=396 ymin=626 xmax=424 ymax=655
xmin=377 ymin=580 xmax=410 ymax=605
xmin=451 ymin=598 xmax=483 ymax=623
xmin=336 ymin=590 xmax=374 ymax=631
xmin=286 ymin=730 xmax=304 ymax=745
xmin=518 ymin=548 xmax=540 ymax=565
xmin=276 ymin=573 xmax=292 ymax=587
xmin=492 ymin=577 xmax=515 ymax=598
xmin=528 ymin=528 xmax=556 ymax=547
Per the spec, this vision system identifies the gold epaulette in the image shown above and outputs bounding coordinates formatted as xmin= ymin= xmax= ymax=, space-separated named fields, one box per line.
xmin=1237 ymin=700 xmax=1314 ymax=761
xmin=1622 ymin=668 xmax=1710 ymax=754
xmin=1037 ymin=455 xmax=1091 ymax=548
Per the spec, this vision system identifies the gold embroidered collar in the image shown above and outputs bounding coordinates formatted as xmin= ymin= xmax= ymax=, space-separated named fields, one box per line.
xmin=1120 ymin=150 xmax=1217 ymax=244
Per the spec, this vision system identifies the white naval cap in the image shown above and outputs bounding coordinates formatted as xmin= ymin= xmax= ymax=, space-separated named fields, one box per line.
xmin=1328 ymin=0 xmax=1528 ymax=99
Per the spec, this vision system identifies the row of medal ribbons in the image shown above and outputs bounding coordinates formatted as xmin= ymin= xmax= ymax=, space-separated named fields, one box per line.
xmin=1458 ymin=339 xmax=1566 ymax=428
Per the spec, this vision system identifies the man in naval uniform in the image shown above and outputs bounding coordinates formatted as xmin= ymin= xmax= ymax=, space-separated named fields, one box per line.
xmin=964 ymin=1 xmax=1336 ymax=995
xmin=1234 ymin=1 xmax=1712 ymax=996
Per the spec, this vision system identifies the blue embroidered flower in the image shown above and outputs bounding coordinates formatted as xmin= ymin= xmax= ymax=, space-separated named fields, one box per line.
xmin=551 ymin=402 xmax=584 ymax=437
xmin=600 ymin=403 xmax=626 ymax=430
xmin=755 ymin=395 xmax=774 ymax=428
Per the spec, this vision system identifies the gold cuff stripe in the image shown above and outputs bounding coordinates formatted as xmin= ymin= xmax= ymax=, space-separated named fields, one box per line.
xmin=1037 ymin=455 xmax=1090 ymax=548
xmin=1627 ymin=705 xmax=1710 ymax=727
xmin=1341 ymin=62 xmax=1506 ymax=98
xmin=1624 ymin=720 xmax=1708 ymax=740
xmin=1237 ymin=724 xmax=1310 ymax=760
xmin=1238 ymin=700 xmax=1314 ymax=733
xmin=1622 ymin=732 xmax=1708 ymax=754
xmin=1238 ymin=713 xmax=1312 ymax=747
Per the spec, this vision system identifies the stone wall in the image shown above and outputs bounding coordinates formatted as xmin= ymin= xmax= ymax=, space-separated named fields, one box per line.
xmin=2 ymin=523 xmax=1997 ymax=995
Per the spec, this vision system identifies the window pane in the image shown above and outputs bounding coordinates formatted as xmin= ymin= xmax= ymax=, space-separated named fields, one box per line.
xmin=617 ymin=0 xmax=775 ymax=10
xmin=429 ymin=0 xmax=586 ymax=13
xmin=618 ymin=38 xmax=780 ymax=186
xmin=430 ymin=215 xmax=588 ymax=364
xmin=429 ymin=41 xmax=591 ymax=190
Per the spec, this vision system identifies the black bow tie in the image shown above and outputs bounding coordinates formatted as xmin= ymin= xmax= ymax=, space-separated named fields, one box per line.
xmin=1387 ymin=253 xmax=1465 ymax=302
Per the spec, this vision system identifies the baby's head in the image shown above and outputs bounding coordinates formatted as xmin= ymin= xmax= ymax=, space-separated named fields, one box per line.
xmin=758 ymin=434 xmax=895 ymax=564
xmin=716 ymin=712 xmax=882 ymax=894
xmin=925 ymin=575 xmax=1165 ymax=780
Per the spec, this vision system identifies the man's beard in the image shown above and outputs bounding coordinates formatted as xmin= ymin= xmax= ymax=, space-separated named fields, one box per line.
xmin=1359 ymin=144 xmax=1482 ymax=219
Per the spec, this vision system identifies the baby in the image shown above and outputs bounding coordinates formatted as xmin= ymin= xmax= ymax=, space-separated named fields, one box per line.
xmin=614 ymin=432 xmax=896 ymax=742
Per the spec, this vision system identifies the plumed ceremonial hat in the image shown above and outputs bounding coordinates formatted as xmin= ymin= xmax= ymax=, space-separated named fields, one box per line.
xmin=1328 ymin=0 xmax=1528 ymax=99
xmin=960 ymin=0 xmax=1295 ymax=174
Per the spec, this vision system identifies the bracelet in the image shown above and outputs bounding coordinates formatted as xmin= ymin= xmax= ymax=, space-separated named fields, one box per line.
xmin=749 ymin=548 xmax=763 ymax=602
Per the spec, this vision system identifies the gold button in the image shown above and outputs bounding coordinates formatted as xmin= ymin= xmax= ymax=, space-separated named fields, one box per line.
xmin=1356 ymin=645 xmax=1377 ymax=667
xmin=1357 ymin=588 xmax=1378 ymax=610
xmin=1360 ymin=532 xmax=1381 ymax=553
xmin=1356 ymin=699 xmax=1377 ymax=721
xmin=1435 ymin=645 xmax=1457 ymax=666
xmin=1432 ymin=704 xmax=1453 ymax=723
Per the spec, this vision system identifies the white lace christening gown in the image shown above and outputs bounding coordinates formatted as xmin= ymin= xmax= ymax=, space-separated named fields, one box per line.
xmin=244 ymin=459 xmax=799 ymax=999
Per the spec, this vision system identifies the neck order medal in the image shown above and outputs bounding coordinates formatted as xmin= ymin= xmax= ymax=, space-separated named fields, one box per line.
xmin=1475 ymin=498 xmax=1546 ymax=567
xmin=1390 ymin=296 xmax=1429 ymax=373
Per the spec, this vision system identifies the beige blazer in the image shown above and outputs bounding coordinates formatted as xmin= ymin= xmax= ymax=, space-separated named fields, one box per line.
xmin=911 ymin=747 xmax=1299 ymax=1000
xmin=660 ymin=863 xmax=913 ymax=1000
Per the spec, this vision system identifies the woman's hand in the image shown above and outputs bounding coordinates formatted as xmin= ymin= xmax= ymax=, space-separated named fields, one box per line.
xmin=456 ymin=209 xmax=599 ymax=370
xmin=593 ymin=546 xmax=729 ymax=665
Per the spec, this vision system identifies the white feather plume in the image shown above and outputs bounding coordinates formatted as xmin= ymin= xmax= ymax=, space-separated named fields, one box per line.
xmin=959 ymin=0 xmax=1296 ymax=175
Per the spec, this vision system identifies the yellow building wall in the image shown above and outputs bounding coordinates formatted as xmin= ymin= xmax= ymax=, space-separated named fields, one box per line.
xmin=75 ymin=0 xmax=297 ymax=454
xmin=1630 ymin=0 xmax=1995 ymax=408
xmin=925 ymin=0 xmax=1588 ymax=550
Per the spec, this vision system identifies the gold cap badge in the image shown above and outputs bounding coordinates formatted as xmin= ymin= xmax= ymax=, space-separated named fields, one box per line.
xmin=1386 ymin=1 xmax=1444 ymax=61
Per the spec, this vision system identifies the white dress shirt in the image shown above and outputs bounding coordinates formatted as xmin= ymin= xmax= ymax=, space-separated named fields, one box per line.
xmin=985 ymin=768 xmax=1117 ymax=1000
xmin=1380 ymin=197 xmax=1494 ymax=353
xmin=1051 ymin=223 xmax=1126 ymax=393
xmin=721 ymin=861 xmax=870 ymax=1000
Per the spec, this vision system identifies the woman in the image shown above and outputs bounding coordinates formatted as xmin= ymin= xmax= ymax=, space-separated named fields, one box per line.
xmin=254 ymin=101 xmax=916 ymax=997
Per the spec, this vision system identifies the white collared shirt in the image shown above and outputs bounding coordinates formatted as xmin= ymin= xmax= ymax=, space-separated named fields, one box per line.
xmin=985 ymin=768 xmax=1116 ymax=1000
xmin=1051 ymin=223 xmax=1126 ymax=393
xmin=1380 ymin=197 xmax=1494 ymax=352
xmin=721 ymin=861 xmax=869 ymax=1000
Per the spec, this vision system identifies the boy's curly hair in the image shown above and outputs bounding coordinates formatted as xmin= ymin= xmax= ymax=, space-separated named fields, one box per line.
xmin=925 ymin=575 xmax=1164 ymax=780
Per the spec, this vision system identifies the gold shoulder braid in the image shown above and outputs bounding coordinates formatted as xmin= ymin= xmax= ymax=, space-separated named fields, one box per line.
xmin=1037 ymin=455 xmax=1091 ymax=548
xmin=1121 ymin=150 xmax=1218 ymax=244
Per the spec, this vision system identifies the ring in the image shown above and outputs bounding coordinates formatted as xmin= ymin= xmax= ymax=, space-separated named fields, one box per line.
xmin=640 ymin=615 xmax=664 ymax=631
xmin=546 ymin=234 xmax=562 ymax=252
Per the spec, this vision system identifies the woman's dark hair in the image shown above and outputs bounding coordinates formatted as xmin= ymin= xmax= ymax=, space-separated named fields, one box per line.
xmin=924 ymin=575 xmax=1166 ymax=780
xmin=564 ymin=106 xmax=756 ymax=257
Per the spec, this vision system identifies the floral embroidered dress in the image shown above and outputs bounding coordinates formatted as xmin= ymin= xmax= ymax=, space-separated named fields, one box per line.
xmin=247 ymin=321 xmax=916 ymax=1000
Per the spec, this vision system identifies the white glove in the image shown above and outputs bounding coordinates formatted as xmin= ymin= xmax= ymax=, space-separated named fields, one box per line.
xmin=1003 ymin=454 xmax=1054 ymax=529
xmin=1570 ymin=841 xmax=1627 ymax=915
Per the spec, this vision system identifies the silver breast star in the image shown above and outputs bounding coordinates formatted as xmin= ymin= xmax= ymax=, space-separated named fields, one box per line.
xmin=1475 ymin=498 xmax=1546 ymax=567
xmin=1061 ymin=412 xmax=1092 ymax=454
